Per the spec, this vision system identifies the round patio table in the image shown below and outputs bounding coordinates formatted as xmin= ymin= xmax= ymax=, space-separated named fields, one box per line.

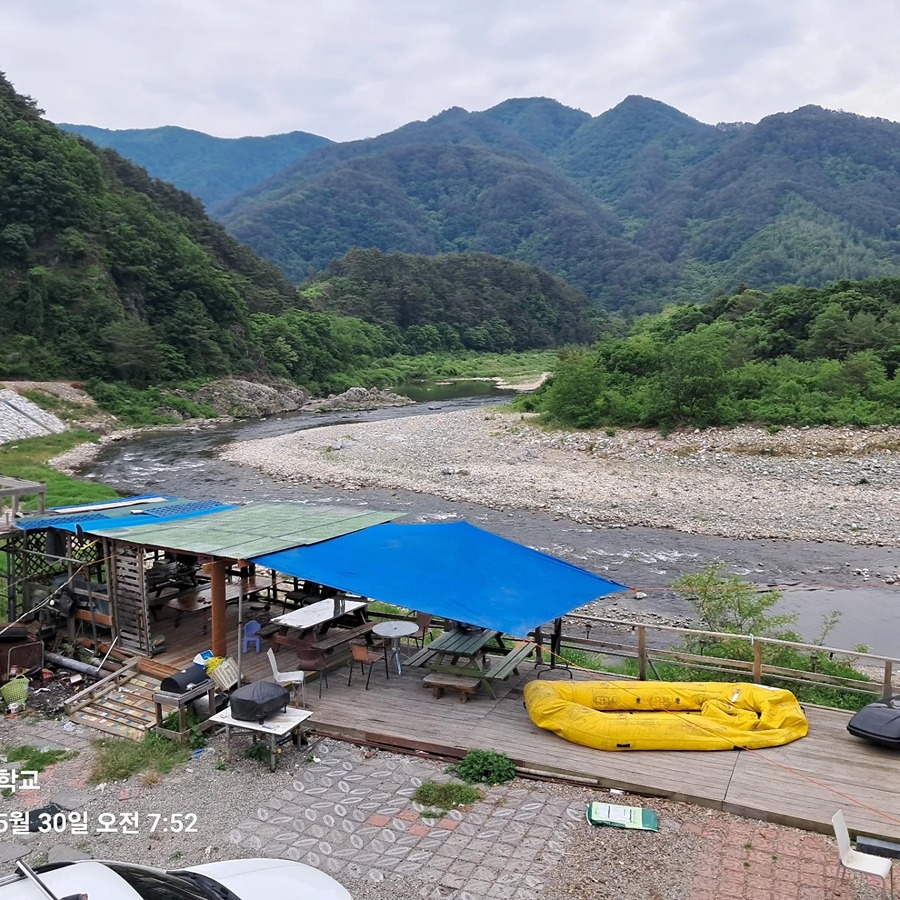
xmin=372 ymin=620 xmax=419 ymax=675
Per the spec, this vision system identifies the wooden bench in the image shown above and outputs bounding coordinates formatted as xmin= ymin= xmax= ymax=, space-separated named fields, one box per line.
xmin=422 ymin=673 xmax=481 ymax=702
xmin=406 ymin=645 xmax=438 ymax=667
xmin=165 ymin=578 xmax=269 ymax=628
xmin=486 ymin=641 xmax=534 ymax=681
xmin=313 ymin=622 xmax=375 ymax=652
xmin=272 ymin=632 xmax=310 ymax=653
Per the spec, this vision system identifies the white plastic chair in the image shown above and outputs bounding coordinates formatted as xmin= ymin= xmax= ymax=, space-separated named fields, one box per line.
xmin=267 ymin=647 xmax=307 ymax=708
xmin=831 ymin=810 xmax=893 ymax=898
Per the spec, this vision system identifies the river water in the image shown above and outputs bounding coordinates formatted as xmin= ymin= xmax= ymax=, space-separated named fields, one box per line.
xmin=82 ymin=394 xmax=900 ymax=656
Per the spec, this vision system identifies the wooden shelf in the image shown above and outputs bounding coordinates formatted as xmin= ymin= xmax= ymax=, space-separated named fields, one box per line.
xmin=74 ymin=608 xmax=113 ymax=628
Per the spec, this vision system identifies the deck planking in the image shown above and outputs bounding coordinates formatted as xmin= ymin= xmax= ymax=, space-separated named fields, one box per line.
xmin=151 ymin=615 xmax=900 ymax=842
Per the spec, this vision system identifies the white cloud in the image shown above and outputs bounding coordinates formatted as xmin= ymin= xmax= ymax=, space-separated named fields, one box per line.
xmin=1 ymin=0 xmax=899 ymax=139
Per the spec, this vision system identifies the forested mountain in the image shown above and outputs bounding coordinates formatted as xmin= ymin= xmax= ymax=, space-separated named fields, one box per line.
xmin=74 ymin=96 xmax=900 ymax=313
xmin=57 ymin=123 xmax=332 ymax=212
xmin=629 ymin=106 xmax=900 ymax=288
xmin=304 ymin=248 xmax=597 ymax=351
xmin=0 ymin=72 xmax=299 ymax=383
xmin=211 ymin=97 xmax=900 ymax=312
xmin=552 ymin=95 xmax=728 ymax=216
xmin=1 ymin=74 xmax=591 ymax=393
xmin=220 ymin=100 xmax=674 ymax=310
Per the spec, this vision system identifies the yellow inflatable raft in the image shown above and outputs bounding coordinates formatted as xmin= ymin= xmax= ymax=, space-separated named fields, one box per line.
xmin=524 ymin=680 xmax=808 ymax=751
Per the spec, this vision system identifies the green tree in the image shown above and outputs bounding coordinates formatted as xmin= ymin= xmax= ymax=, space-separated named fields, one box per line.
xmin=652 ymin=329 xmax=730 ymax=425
xmin=543 ymin=349 xmax=606 ymax=428
xmin=673 ymin=565 xmax=796 ymax=637
xmin=100 ymin=319 xmax=164 ymax=386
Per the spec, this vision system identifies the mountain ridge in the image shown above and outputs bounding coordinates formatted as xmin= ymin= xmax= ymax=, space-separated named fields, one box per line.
xmin=58 ymin=122 xmax=333 ymax=211
xmin=60 ymin=97 xmax=900 ymax=312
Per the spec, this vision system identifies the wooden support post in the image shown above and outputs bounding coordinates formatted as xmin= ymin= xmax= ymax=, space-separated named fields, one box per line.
xmin=752 ymin=639 xmax=762 ymax=684
xmin=209 ymin=560 xmax=227 ymax=658
xmin=637 ymin=625 xmax=647 ymax=681
xmin=883 ymin=661 xmax=893 ymax=701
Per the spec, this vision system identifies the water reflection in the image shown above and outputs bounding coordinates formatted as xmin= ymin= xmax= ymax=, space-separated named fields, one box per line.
xmin=393 ymin=379 xmax=512 ymax=403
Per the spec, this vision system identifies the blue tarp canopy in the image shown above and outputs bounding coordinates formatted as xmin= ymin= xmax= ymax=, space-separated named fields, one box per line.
xmin=252 ymin=521 xmax=628 ymax=637
xmin=16 ymin=498 xmax=238 ymax=533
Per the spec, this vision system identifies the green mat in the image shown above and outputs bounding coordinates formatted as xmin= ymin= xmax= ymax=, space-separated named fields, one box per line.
xmin=586 ymin=801 xmax=659 ymax=831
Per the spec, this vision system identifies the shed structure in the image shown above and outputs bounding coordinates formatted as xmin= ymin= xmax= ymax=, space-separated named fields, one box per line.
xmin=5 ymin=498 xmax=399 ymax=658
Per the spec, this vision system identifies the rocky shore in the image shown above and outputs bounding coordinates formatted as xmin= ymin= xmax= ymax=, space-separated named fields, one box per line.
xmin=221 ymin=408 xmax=900 ymax=546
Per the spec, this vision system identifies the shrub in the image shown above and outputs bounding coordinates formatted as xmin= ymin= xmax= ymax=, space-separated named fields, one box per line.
xmin=447 ymin=749 xmax=516 ymax=785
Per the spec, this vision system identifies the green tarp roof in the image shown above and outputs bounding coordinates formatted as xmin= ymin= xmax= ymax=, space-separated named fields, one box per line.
xmin=79 ymin=503 xmax=402 ymax=559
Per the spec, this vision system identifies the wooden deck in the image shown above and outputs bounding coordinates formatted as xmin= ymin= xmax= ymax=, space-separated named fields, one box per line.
xmin=151 ymin=608 xmax=900 ymax=843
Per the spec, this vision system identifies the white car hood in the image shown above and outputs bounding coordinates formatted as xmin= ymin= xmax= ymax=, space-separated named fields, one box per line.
xmin=186 ymin=858 xmax=351 ymax=899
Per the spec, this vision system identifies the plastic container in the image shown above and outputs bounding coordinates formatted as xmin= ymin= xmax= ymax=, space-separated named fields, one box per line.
xmin=1 ymin=676 xmax=29 ymax=704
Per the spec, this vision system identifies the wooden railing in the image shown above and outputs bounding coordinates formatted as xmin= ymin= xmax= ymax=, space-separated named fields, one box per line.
xmin=560 ymin=614 xmax=899 ymax=702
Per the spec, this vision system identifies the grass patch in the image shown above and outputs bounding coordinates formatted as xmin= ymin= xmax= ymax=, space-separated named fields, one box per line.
xmin=2 ymin=744 xmax=78 ymax=771
xmin=86 ymin=380 xmax=218 ymax=427
xmin=0 ymin=430 xmax=119 ymax=511
xmin=413 ymin=779 xmax=483 ymax=816
xmin=90 ymin=733 xmax=190 ymax=783
xmin=557 ymin=648 xmax=608 ymax=672
xmin=605 ymin=654 xmax=876 ymax=711
xmin=17 ymin=388 xmax=90 ymax=423
xmin=366 ymin=601 xmax=408 ymax=616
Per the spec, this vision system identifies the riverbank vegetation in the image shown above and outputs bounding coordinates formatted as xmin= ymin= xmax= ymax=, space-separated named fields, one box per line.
xmin=561 ymin=567 xmax=874 ymax=712
xmin=66 ymin=349 xmax=555 ymax=426
xmin=521 ymin=278 xmax=900 ymax=429
xmin=0 ymin=431 xmax=118 ymax=509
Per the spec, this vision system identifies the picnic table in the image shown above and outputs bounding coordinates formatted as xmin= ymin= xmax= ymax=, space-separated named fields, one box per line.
xmin=406 ymin=627 xmax=533 ymax=699
xmin=164 ymin=577 xmax=270 ymax=630
xmin=272 ymin=597 xmax=373 ymax=661
xmin=273 ymin=596 xmax=368 ymax=632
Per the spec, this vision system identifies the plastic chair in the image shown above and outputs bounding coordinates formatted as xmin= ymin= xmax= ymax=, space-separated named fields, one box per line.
xmin=348 ymin=640 xmax=389 ymax=690
xmin=242 ymin=620 xmax=262 ymax=653
xmin=409 ymin=611 xmax=434 ymax=648
xmin=831 ymin=810 xmax=893 ymax=898
xmin=266 ymin=647 xmax=307 ymax=707
xmin=294 ymin=640 xmax=330 ymax=699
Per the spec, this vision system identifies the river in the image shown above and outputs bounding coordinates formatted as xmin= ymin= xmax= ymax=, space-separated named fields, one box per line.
xmin=82 ymin=393 xmax=900 ymax=656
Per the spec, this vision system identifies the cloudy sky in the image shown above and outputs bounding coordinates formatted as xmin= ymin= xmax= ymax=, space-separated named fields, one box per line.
xmin=2 ymin=1 xmax=898 ymax=141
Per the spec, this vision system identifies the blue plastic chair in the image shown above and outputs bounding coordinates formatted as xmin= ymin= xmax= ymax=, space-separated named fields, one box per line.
xmin=242 ymin=619 xmax=262 ymax=653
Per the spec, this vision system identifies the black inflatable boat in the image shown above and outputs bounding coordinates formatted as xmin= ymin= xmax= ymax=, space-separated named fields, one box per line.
xmin=847 ymin=696 xmax=900 ymax=749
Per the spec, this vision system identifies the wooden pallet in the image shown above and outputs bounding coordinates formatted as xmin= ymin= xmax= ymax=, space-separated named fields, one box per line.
xmin=64 ymin=657 xmax=178 ymax=741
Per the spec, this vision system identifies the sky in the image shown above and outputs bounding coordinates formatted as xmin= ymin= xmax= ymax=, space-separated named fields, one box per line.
xmin=2 ymin=1 xmax=899 ymax=142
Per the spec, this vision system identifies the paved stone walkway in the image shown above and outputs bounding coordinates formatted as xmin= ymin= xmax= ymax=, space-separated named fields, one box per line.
xmin=227 ymin=746 xmax=569 ymax=900
xmin=1 ymin=716 xmax=892 ymax=899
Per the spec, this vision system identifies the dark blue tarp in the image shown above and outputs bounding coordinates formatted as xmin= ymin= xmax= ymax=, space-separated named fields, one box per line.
xmin=252 ymin=521 xmax=628 ymax=637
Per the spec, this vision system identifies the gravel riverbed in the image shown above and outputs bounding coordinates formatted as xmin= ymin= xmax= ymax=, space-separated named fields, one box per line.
xmin=221 ymin=408 xmax=900 ymax=546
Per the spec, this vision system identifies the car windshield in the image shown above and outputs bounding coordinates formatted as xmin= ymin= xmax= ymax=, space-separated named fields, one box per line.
xmin=104 ymin=864 xmax=223 ymax=900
